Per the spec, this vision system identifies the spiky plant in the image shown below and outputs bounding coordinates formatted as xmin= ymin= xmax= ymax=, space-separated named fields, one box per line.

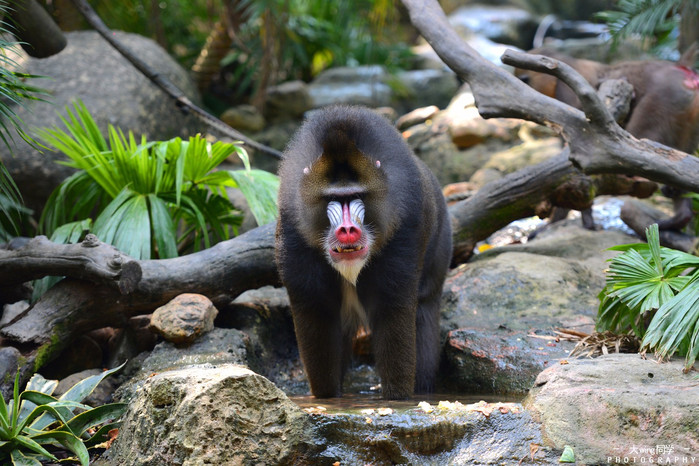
xmin=598 ymin=224 xmax=699 ymax=369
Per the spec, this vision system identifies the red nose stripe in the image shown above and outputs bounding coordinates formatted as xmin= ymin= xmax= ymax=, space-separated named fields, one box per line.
xmin=335 ymin=202 xmax=362 ymax=244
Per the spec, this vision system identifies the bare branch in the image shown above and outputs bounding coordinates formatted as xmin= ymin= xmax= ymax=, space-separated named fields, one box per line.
xmin=401 ymin=0 xmax=699 ymax=193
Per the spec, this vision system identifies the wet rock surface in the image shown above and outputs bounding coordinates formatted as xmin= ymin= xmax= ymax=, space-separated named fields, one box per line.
xmin=307 ymin=402 xmax=559 ymax=465
xmin=440 ymin=327 xmax=573 ymax=395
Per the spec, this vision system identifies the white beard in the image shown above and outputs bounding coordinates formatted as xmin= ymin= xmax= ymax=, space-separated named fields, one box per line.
xmin=330 ymin=256 xmax=367 ymax=286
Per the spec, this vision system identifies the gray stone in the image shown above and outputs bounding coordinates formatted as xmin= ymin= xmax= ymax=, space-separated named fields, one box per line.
xmin=441 ymin=226 xmax=635 ymax=333
xmin=440 ymin=327 xmax=574 ymax=395
xmin=481 ymin=136 xmax=563 ymax=174
xmin=1 ymin=301 xmax=29 ymax=327
xmin=115 ymin=327 xmax=249 ymax=404
xmin=220 ymin=104 xmax=266 ymax=132
xmin=105 ymin=364 xmax=317 ymax=465
xmin=1 ymin=30 xmax=202 ymax=214
xmin=0 ymin=346 xmax=21 ymax=398
xmin=439 ymin=225 xmax=638 ymax=395
xmin=394 ymin=69 xmax=459 ymax=113
xmin=263 ymin=80 xmax=312 ymax=122
xmin=525 ymin=354 xmax=699 ymax=464
xmin=222 ymin=286 xmax=308 ymax=395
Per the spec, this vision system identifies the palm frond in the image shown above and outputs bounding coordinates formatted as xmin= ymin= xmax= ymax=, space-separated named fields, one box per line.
xmin=599 ymin=223 xmax=699 ymax=368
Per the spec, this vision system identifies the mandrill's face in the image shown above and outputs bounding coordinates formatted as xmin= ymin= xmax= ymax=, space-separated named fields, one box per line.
xmin=324 ymin=198 xmax=372 ymax=285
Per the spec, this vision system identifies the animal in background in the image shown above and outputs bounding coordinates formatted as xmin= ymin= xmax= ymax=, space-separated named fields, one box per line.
xmin=276 ymin=105 xmax=452 ymax=399
xmin=520 ymin=47 xmax=699 ymax=231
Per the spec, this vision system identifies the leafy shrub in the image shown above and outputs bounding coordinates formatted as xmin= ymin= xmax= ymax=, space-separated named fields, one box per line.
xmin=598 ymin=224 xmax=699 ymax=369
xmin=0 ymin=365 xmax=126 ymax=465
xmin=0 ymin=0 xmax=47 ymax=240
xmin=38 ymin=101 xmax=278 ymax=260
xmin=222 ymin=0 xmax=414 ymax=101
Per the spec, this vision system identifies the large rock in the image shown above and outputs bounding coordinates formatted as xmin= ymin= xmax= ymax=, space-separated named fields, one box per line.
xmin=115 ymin=327 xmax=249 ymax=403
xmin=2 ymin=30 xmax=202 ymax=213
xmin=525 ymin=354 xmax=699 ymax=464
xmin=439 ymin=225 xmax=638 ymax=394
xmin=104 ymin=364 xmax=317 ymax=465
xmin=307 ymin=65 xmax=458 ymax=113
xmin=263 ymin=80 xmax=312 ymax=122
xmin=308 ymin=65 xmax=392 ymax=108
xmin=394 ymin=69 xmax=459 ymax=113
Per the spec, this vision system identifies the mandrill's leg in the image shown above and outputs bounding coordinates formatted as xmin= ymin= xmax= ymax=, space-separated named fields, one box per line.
xmin=289 ymin=296 xmax=345 ymax=398
xmin=414 ymin=292 xmax=441 ymax=394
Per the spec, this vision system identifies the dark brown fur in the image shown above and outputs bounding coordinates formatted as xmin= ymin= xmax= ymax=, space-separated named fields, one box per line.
xmin=523 ymin=48 xmax=699 ymax=230
xmin=275 ymin=106 xmax=452 ymax=399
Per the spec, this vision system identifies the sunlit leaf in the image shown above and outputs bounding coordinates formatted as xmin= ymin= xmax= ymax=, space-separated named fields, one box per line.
xmin=229 ymin=169 xmax=279 ymax=226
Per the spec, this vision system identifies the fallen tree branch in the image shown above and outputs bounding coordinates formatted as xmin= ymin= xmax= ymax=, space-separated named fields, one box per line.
xmin=1 ymin=223 xmax=279 ymax=379
xmin=401 ymin=0 xmax=699 ymax=193
xmin=0 ymin=234 xmax=134 ymax=291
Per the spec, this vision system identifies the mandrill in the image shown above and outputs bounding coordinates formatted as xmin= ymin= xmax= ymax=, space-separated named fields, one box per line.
xmin=275 ymin=105 xmax=452 ymax=399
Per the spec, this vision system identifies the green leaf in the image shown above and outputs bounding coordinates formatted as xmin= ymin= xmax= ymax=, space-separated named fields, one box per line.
xmin=32 ymin=430 xmax=89 ymax=466
xmin=93 ymin=190 xmax=152 ymax=259
xmin=147 ymin=194 xmax=178 ymax=258
xmin=229 ymin=169 xmax=279 ymax=226
xmin=29 ymin=363 xmax=124 ymax=432
xmin=65 ymin=403 xmax=127 ymax=437
xmin=13 ymin=403 xmax=71 ymax=438
xmin=10 ymin=449 xmax=43 ymax=466
xmin=16 ymin=391 xmax=57 ymax=426
xmin=12 ymin=435 xmax=56 ymax=461
xmin=642 ymin=279 xmax=699 ymax=366
xmin=57 ymin=363 xmax=125 ymax=405
xmin=559 ymin=444 xmax=575 ymax=463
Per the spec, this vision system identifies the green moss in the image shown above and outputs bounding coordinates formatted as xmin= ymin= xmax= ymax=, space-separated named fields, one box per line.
xmin=33 ymin=331 xmax=63 ymax=372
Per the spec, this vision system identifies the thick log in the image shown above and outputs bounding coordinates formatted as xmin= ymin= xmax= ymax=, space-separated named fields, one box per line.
xmin=448 ymin=153 xmax=657 ymax=264
xmin=0 ymin=234 xmax=133 ymax=290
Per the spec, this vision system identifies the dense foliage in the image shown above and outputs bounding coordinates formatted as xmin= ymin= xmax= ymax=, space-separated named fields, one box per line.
xmin=51 ymin=0 xmax=413 ymax=103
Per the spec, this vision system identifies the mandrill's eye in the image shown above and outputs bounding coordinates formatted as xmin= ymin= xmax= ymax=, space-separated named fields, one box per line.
xmin=349 ymin=198 xmax=365 ymax=225
xmin=327 ymin=201 xmax=343 ymax=226
xmin=327 ymin=199 xmax=366 ymax=227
